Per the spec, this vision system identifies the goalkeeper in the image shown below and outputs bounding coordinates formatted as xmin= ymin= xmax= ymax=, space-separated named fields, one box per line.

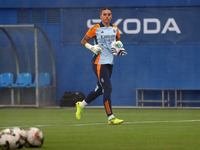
xmin=76 ymin=7 xmax=125 ymax=125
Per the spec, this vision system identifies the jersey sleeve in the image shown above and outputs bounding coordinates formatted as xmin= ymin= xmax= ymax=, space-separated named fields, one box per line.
xmin=116 ymin=28 xmax=121 ymax=39
xmin=113 ymin=24 xmax=121 ymax=39
xmin=86 ymin=24 xmax=100 ymax=38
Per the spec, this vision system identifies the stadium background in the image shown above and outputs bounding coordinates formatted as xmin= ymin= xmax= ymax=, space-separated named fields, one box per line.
xmin=0 ymin=0 xmax=200 ymax=107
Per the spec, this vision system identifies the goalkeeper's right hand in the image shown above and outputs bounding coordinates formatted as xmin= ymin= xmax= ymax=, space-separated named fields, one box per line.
xmin=85 ymin=43 xmax=102 ymax=55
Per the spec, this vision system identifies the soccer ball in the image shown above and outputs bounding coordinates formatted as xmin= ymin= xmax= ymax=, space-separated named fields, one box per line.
xmin=0 ymin=128 xmax=20 ymax=150
xmin=25 ymin=127 xmax=44 ymax=148
xmin=10 ymin=127 xmax=27 ymax=148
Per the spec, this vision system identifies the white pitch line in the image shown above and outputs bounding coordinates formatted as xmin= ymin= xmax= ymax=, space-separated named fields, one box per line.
xmin=73 ymin=119 xmax=200 ymax=126
xmin=1 ymin=120 xmax=200 ymax=128
xmin=73 ymin=123 xmax=107 ymax=126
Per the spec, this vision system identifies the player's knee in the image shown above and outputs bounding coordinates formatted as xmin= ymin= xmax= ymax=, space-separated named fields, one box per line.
xmin=95 ymin=85 xmax=103 ymax=94
xmin=105 ymin=86 xmax=112 ymax=94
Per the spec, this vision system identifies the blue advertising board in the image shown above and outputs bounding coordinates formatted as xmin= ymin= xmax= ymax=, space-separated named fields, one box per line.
xmin=61 ymin=7 xmax=200 ymax=45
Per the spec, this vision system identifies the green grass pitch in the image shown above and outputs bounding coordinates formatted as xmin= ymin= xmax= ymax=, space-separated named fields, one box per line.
xmin=1 ymin=108 xmax=200 ymax=150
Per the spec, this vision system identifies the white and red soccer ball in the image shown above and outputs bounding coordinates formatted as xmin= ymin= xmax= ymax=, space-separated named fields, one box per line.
xmin=25 ymin=127 xmax=44 ymax=148
xmin=0 ymin=128 xmax=20 ymax=150
xmin=0 ymin=127 xmax=44 ymax=149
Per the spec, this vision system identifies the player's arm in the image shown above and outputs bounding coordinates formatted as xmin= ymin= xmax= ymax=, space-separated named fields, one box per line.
xmin=115 ymin=29 xmax=123 ymax=48
xmin=81 ymin=34 xmax=91 ymax=46
xmin=115 ymin=37 xmax=123 ymax=48
xmin=116 ymin=36 xmax=120 ymax=41
xmin=81 ymin=34 xmax=102 ymax=55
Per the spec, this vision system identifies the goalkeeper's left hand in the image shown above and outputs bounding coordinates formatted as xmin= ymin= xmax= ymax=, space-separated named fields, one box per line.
xmin=111 ymin=41 xmax=127 ymax=56
xmin=116 ymin=41 xmax=123 ymax=48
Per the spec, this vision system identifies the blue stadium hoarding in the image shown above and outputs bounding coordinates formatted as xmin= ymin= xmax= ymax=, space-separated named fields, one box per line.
xmin=61 ymin=7 xmax=200 ymax=45
xmin=1 ymin=1 xmax=200 ymax=106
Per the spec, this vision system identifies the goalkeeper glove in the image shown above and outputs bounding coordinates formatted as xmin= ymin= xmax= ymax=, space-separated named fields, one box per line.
xmin=111 ymin=41 xmax=127 ymax=56
xmin=116 ymin=41 xmax=123 ymax=48
xmin=85 ymin=43 xmax=102 ymax=55
xmin=117 ymin=48 xmax=127 ymax=56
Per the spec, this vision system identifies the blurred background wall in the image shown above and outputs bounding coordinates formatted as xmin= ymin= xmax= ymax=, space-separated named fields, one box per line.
xmin=0 ymin=0 xmax=200 ymax=107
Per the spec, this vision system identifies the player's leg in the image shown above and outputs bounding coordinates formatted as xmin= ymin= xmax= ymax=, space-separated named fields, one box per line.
xmin=100 ymin=64 xmax=123 ymax=124
xmin=83 ymin=63 xmax=104 ymax=105
xmin=75 ymin=63 xmax=103 ymax=120
xmin=99 ymin=64 xmax=113 ymax=117
xmin=85 ymin=82 xmax=103 ymax=104
xmin=76 ymin=83 xmax=103 ymax=121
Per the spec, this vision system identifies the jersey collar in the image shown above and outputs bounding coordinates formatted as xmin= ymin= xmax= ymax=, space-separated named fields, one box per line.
xmin=100 ymin=21 xmax=112 ymax=27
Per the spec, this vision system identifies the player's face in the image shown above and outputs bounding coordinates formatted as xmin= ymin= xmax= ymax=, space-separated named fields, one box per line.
xmin=100 ymin=9 xmax=112 ymax=26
